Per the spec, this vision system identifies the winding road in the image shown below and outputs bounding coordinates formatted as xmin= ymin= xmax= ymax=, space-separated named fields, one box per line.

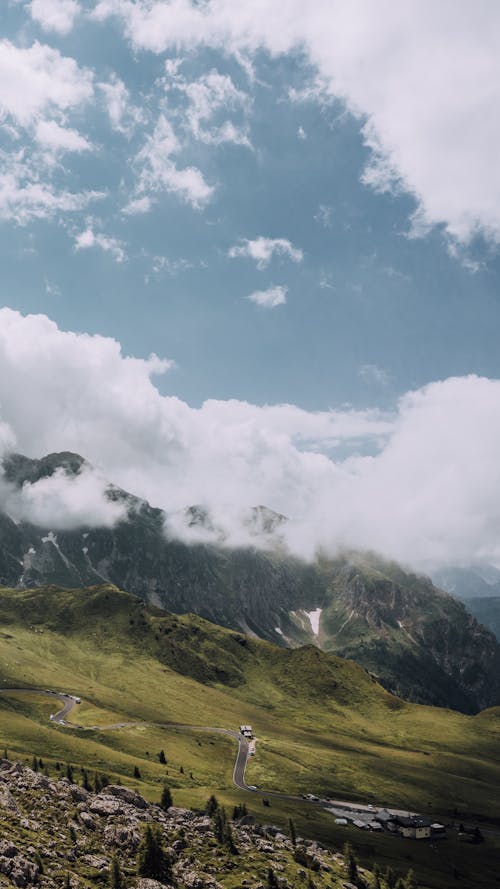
xmin=0 ymin=688 xmax=253 ymax=792
xmin=0 ymin=688 xmax=429 ymax=823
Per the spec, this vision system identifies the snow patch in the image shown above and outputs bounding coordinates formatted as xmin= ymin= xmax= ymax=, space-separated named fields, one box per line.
xmin=306 ymin=608 xmax=322 ymax=636
xmin=274 ymin=627 xmax=284 ymax=636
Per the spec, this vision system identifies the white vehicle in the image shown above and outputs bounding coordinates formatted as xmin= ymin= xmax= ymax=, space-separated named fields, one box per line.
xmin=73 ymin=697 xmax=81 ymax=704
xmin=247 ymin=785 xmax=258 ymax=791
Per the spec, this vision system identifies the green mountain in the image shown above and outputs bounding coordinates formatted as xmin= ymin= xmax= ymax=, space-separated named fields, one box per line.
xmin=1 ymin=451 xmax=500 ymax=714
xmin=0 ymin=584 xmax=499 ymax=889
xmin=462 ymin=596 xmax=500 ymax=642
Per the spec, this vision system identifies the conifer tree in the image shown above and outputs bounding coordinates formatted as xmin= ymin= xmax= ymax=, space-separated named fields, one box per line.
xmin=133 ymin=765 xmax=141 ymax=779
xmin=289 ymin=817 xmax=297 ymax=847
xmin=267 ymin=867 xmax=279 ymax=889
xmin=158 ymin=749 xmax=167 ymax=764
xmin=160 ymin=785 xmax=172 ymax=811
xmin=405 ymin=869 xmax=418 ymax=889
xmin=385 ymin=867 xmax=397 ymax=889
xmin=66 ymin=763 xmax=74 ymax=783
xmin=343 ymin=842 xmax=358 ymax=884
xmin=32 ymin=755 xmax=39 ymax=772
xmin=109 ymin=855 xmax=123 ymax=889
xmin=137 ymin=824 xmax=172 ymax=882
xmin=206 ymin=794 xmax=219 ymax=815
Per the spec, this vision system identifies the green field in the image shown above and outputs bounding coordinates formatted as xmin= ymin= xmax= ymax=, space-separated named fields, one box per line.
xmin=0 ymin=584 xmax=499 ymax=889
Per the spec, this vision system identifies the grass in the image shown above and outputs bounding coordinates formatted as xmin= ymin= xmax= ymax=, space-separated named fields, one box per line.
xmin=0 ymin=583 xmax=499 ymax=888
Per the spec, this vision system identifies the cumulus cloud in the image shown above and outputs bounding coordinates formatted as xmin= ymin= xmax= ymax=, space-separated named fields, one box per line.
xmin=0 ymin=40 xmax=97 ymax=222
xmin=29 ymin=0 xmax=81 ymax=35
xmin=166 ymin=69 xmax=251 ymax=147
xmin=133 ymin=115 xmax=214 ymax=208
xmin=247 ymin=285 xmax=288 ymax=308
xmin=0 ymin=151 xmax=103 ymax=224
xmin=92 ymin=0 xmax=500 ymax=247
xmin=0 ymin=465 xmax=127 ymax=530
xmin=35 ymin=119 xmax=91 ymax=153
xmin=98 ymin=74 xmax=144 ymax=136
xmin=0 ymin=40 xmax=93 ymax=128
xmin=229 ymin=237 xmax=303 ymax=269
xmin=5 ymin=308 xmax=500 ymax=569
xmin=73 ymin=224 xmax=127 ymax=262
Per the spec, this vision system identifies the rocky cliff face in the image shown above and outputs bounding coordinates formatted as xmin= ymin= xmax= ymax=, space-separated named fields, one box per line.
xmin=316 ymin=554 xmax=500 ymax=711
xmin=0 ymin=758 xmax=363 ymax=889
xmin=1 ymin=451 xmax=500 ymax=714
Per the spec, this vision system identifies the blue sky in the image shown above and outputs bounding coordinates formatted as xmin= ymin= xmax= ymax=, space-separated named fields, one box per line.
xmin=2 ymin=1 xmax=500 ymax=569
xmin=2 ymin=0 xmax=500 ymax=412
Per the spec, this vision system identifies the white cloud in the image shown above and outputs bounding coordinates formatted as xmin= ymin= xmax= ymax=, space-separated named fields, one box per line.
xmin=229 ymin=237 xmax=303 ymax=269
xmin=247 ymin=285 xmax=288 ymax=308
xmin=93 ymin=0 xmax=500 ymax=247
xmin=0 ymin=465 xmax=126 ymax=529
xmin=29 ymin=0 xmax=81 ymax=35
xmin=35 ymin=119 xmax=91 ymax=153
xmin=297 ymin=126 xmax=307 ymax=140
xmin=358 ymin=364 xmax=390 ymax=387
xmin=169 ymin=69 xmax=251 ymax=147
xmin=5 ymin=309 xmax=500 ymax=568
xmin=74 ymin=224 xmax=127 ymax=263
xmin=0 ymin=40 xmax=93 ymax=128
xmin=98 ymin=74 xmax=144 ymax=136
xmin=121 ymin=195 xmax=153 ymax=216
xmin=133 ymin=114 xmax=214 ymax=208
xmin=0 ymin=151 xmax=103 ymax=224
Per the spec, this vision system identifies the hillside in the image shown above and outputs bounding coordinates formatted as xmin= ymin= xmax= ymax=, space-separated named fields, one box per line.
xmin=1 ymin=451 xmax=500 ymax=713
xmin=462 ymin=597 xmax=500 ymax=642
xmin=0 ymin=757 xmax=375 ymax=889
xmin=0 ymin=584 xmax=499 ymax=889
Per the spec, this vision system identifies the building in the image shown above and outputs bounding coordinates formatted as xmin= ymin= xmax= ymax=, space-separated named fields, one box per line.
xmin=394 ymin=816 xmax=432 ymax=839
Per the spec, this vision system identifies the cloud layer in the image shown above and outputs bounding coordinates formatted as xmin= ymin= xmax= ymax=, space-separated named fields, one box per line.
xmin=2 ymin=308 xmax=500 ymax=570
xmin=94 ymin=0 xmax=500 ymax=246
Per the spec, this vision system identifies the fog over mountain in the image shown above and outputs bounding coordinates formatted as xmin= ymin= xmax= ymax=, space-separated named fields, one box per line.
xmin=2 ymin=307 xmax=500 ymax=572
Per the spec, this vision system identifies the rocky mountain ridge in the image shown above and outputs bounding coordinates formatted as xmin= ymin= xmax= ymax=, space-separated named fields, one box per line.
xmin=1 ymin=451 xmax=500 ymax=713
xmin=0 ymin=757 xmax=380 ymax=889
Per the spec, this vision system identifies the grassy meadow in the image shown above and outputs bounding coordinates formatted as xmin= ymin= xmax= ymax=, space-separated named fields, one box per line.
xmin=0 ymin=584 xmax=499 ymax=889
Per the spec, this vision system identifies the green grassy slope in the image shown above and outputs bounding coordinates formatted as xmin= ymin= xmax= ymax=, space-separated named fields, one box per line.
xmin=0 ymin=584 xmax=499 ymax=889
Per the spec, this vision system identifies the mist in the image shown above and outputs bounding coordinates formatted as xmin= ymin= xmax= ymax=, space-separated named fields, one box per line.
xmin=1 ymin=307 xmax=500 ymax=570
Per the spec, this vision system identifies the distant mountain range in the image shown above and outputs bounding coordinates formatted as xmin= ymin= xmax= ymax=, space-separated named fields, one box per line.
xmin=1 ymin=450 xmax=500 ymax=714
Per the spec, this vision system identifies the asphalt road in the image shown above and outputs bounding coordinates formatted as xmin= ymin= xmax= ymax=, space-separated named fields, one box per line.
xmin=0 ymin=688 xmax=253 ymax=792
xmin=0 ymin=687 xmax=463 ymax=827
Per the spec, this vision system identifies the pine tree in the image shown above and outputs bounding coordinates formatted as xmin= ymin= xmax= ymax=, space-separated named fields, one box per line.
xmin=82 ymin=769 xmax=91 ymax=791
xmin=133 ymin=765 xmax=142 ymax=779
xmin=385 ymin=867 xmax=397 ymax=889
xmin=289 ymin=817 xmax=297 ymax=847
xmin=137 ymin=824 xmax=172 ymax=882
xmin=267 ymin=867 xmax=279 ymax=889
xmin=206 ymin=794 xmax=219 ymax=815
xmin=158 ymin=749 xmax=167 ymax=764
xmin=94 ymin=772 xmax=102 ymax=793
xmin=160 ymin=785 xmax=172 ymax=811
xmin=343 ymin=842 xmax=358 ymax=884
xmin=66 ymin=763 xmax=74 ymax=783
xmin=109 ymin=855 xmax=123 ymax=889
xmin=405 ymin=869 xmax=418 ymax=889
xmin=32 ymin=755 xmax=39 ymax=772
xmin=213 ymin=806 xmax=227 ymax=843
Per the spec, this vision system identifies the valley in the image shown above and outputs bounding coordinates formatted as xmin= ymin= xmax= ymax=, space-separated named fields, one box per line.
xmin=0 ymin=584 xmax=499 ymax=888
